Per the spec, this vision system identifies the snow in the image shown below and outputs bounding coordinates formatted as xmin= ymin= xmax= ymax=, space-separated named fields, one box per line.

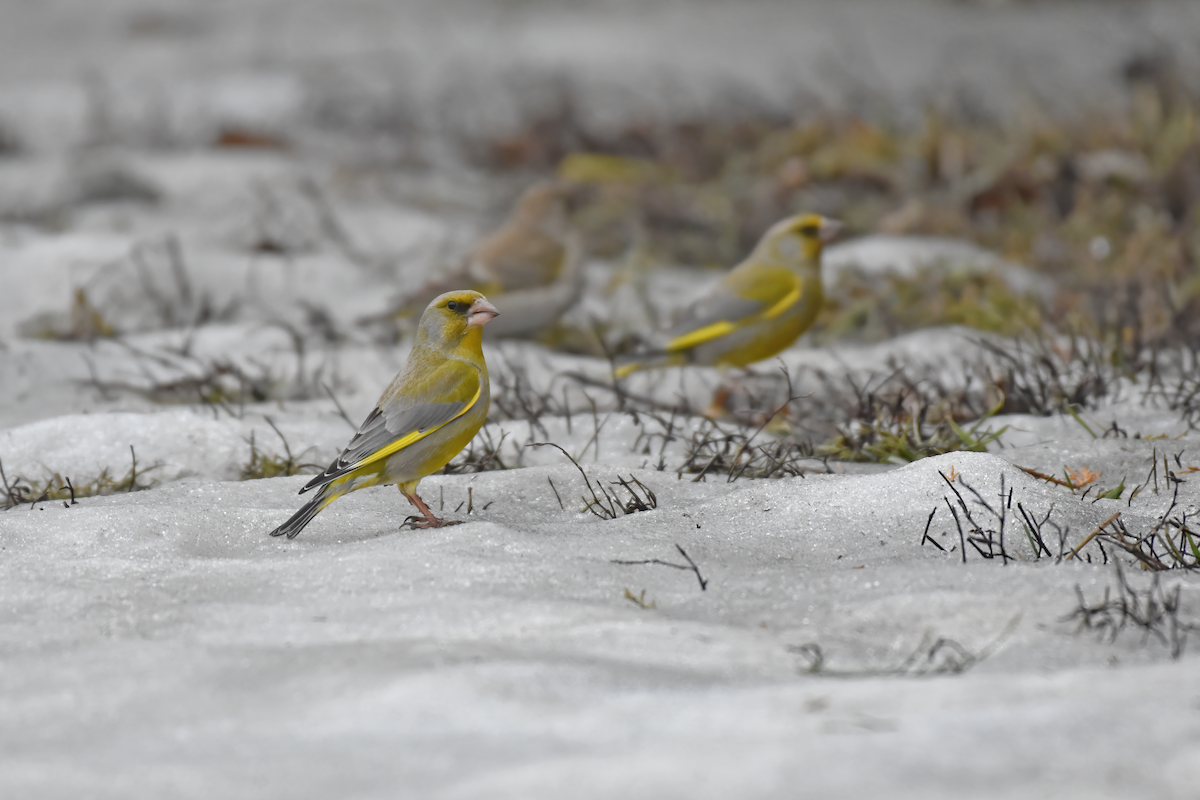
xmin=2 ymin=453 xmax=1198 ymax=797
xmin=2 ymin=1 xmax=1199 ymax=798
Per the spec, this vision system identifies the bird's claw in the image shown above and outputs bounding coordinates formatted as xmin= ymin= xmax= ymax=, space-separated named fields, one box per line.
xmin=402 ymin=515 xmax=464 ymax=530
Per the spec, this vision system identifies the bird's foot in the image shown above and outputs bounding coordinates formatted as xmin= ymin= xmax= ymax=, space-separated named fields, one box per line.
xmin=401 ymin=488 xmax=467 ymax=529
xmin=402 ymin=514 xmax=464 ymax=530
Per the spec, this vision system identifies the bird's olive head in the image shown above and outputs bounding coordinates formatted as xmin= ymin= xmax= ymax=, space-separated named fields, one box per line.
xmin=422 ymin=290 xmax=499 ymax=345
xmin=763 ymin=213 xmax=843 ymax=263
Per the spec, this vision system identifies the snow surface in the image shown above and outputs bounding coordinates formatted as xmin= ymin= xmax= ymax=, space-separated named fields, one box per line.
xmin=2 ymin=1 xmax=1200 ymax=799
xmin=3 ymin=451 xmax=1199 ymax=799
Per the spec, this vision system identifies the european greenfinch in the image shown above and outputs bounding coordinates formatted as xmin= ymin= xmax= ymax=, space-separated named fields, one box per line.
xmin=614 ymin=214 xmax=841 ymax=377
xmin=270 ymin=290 xmax=499 ymax=538
xmin=394 ymin=180 xmax=582 ymax=339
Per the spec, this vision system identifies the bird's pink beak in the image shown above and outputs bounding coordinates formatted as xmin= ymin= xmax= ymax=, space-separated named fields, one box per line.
xmin=467 ymin=297 xmax=500 ymax=327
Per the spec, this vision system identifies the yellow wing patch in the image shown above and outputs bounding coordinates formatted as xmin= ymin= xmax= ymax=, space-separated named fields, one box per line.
xmin=666 ymin=320 xmax=738 ymax=352
xmin=664 ymin=275 xmax=801 ymax=351
xmin=764 ymin=281 xmax=802 ymax=319
xmin=613 ymin=361 xmax=642 ymax=379
xmin=350 ymin=383 xmax=482 ymax=473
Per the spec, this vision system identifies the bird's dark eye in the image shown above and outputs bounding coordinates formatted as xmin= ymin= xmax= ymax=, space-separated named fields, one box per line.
xmin=799 ymin=224 xmax=820 ymax=237
xmin=447 ymin=300 xmax=459 ymax=311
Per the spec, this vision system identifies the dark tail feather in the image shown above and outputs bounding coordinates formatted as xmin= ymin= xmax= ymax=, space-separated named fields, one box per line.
xmin=269 ymin=488 xmax=332 ymax=539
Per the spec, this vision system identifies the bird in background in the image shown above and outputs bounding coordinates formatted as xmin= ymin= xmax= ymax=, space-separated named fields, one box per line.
xmin=392 ymin=180 xmax=583 ymax=339
xmin=270 ymin=290 xmax=499 ymax=538
xmin=613 ymin=213 xmax=841 ymax=381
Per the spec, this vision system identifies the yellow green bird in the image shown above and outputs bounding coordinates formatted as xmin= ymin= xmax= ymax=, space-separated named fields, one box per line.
xmin=270 ymin=290 xmax=499 ymax=538
xmin=614 ymin=213 xmax=841 ymax=378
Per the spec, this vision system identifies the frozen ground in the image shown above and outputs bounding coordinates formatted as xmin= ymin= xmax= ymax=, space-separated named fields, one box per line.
xmin=2 ymin=1 xmax=1200 ymax=798
xmin=3 ymin=440 xmax=1200 ymax=799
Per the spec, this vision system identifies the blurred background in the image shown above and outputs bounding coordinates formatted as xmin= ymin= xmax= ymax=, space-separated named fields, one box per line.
xmin=2 ymin=0 xmax=1200 ymax=475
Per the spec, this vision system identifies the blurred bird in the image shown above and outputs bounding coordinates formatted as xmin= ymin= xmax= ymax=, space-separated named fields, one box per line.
xmin=393 ymin=180 xmax=582 ymax=339
xmin=270 ymin=291 xmax=499 ymax=538
xmin=614 ymin=214 xmax=841 ymax=379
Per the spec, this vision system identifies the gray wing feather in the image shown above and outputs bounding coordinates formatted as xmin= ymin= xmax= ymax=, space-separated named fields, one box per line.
xmin=301 ymin=399 xmax=469 ymax=493
xmin=661 ymin=289 xmax=765 ymax=344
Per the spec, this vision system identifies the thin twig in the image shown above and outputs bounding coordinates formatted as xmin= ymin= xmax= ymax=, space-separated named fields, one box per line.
xmin=547 ymin=477 xmax=564 ymax=510
xmin=0 ymin=457 xmax=13 ymax=510
xmin=920 ymin=507 xmax=944 ymax=551
xmin=322 ymin=382 xmax=356 ymax=429
xmin=1016 ymin=465 xmax=1075 ymax=488
xmin=1065 ymin=512 xmax=1122 ymax=561
xmin=612 ymin=544 xmax=708 ymax=591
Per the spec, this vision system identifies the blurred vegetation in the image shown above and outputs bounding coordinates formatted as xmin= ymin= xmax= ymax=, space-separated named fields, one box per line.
xmin=819 ymin=397 xmax=1008 ymax=465
xmin=239 ymin=419 xmax=321 ymax=481
xmin=460 ymin=56 xmax=1200 ymax=463
xmin=0 ymin=448 xmax=157 ymax=509
xmin=478 ymin=57 xmax=1199 ymax=364
xmin=11 ymin=48 xmax=1199 ymax=476
xmin=819 ymin=266 xmax=1043 ymax=341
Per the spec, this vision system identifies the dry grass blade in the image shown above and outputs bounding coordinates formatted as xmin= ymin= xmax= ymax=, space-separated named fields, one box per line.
xmin=1 ymin=449 xmax=162 ymax=509
xmin=529 ymin=441 xmax=658 ymax=519
xmin=787 ymin=616 xmax=1019 ymax=678
xmin=1065 ymin=562 xmax=1196 ymax=659
xmin=612 ymin=544 xmax=707 ymax=591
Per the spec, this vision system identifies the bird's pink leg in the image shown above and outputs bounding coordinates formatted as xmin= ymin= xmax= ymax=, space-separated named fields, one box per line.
xmin=400 ymin=487 xmax=461 ymax=529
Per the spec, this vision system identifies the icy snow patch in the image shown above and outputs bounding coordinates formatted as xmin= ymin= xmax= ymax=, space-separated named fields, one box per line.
xmin=1 ymin=450 xmax=1198 ymax=799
